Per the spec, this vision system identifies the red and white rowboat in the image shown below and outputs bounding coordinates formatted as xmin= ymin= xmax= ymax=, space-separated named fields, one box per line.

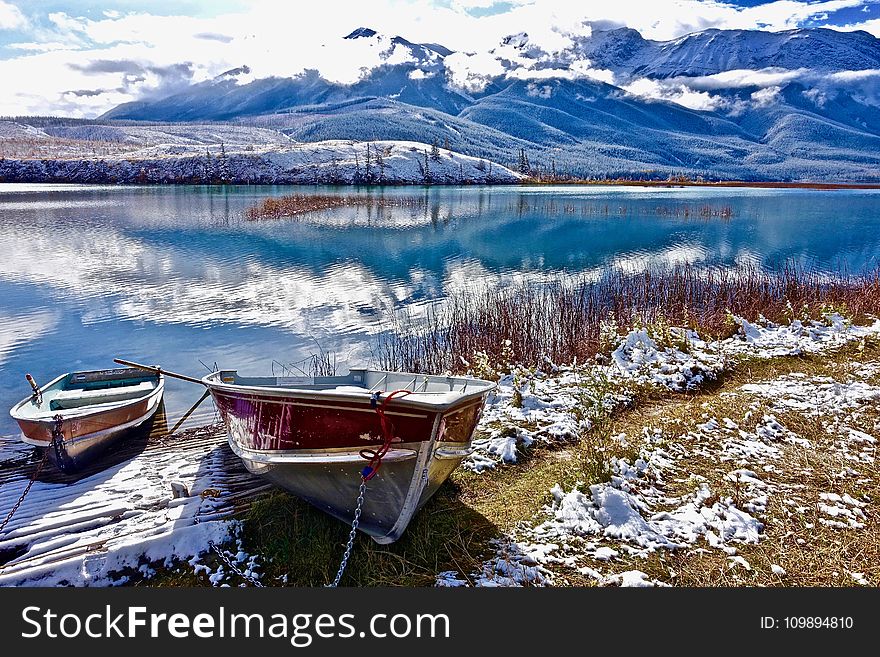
xmin=203 ymin=368 xmax=496 ymax=544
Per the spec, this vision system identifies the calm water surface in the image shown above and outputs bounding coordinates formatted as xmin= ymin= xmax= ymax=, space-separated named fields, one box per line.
xmin=1 ymin=183 xmax=879 ymax=436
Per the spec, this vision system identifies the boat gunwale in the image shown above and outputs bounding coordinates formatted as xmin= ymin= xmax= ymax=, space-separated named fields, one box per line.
xmin=203 ymin=370 xmax=496 ymax=412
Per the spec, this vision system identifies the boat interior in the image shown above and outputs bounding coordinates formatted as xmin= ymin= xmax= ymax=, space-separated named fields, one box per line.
xmin=208 ymin=368 xmax=494 ymax=396
xmin=13 ymin=368 xmax=162 ymax=418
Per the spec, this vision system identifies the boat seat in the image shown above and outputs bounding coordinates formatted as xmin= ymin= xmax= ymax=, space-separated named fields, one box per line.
xmin=50 ymin=381 xmax=154 ymax=410
xmin=332 ymin=385 xmax=369 ymax=393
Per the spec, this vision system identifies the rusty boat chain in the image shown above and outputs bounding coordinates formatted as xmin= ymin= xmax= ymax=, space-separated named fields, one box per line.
xmin=0 ymin=417 xmax=63 ymax=534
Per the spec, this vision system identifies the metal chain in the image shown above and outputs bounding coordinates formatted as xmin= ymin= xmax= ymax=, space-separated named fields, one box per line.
xmin=193 ymin=491 xmax=265 ymax=587
xmin=207 ymin=540 xmax=265 ymax=587
xmin=326 ymin=392 xmax=404 ymax=587
xmin=327 ymin=477 xmax=368 ymax=588
xmin=0 ymin=434 xmax=56 ymax=535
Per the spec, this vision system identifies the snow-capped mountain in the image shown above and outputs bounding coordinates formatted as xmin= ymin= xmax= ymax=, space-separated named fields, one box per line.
xmin=103 ymin=27 xmax=470 ymax=121
xmin=95 ymin=25 xmax=880 ymax=181
xmin=563 ymin=27 xmax=880 ymax=78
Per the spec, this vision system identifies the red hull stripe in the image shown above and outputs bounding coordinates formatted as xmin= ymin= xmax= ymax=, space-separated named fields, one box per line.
xmin=213 ymin=392 xmax=429 ymax=418
xmin=212 ymin=390 xmax=489 ymax=452
xmin=212 ymin=392 xmax=438 ymax=451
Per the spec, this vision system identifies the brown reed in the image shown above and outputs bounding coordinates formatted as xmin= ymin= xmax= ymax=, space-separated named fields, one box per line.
xmin=376 ymin=263 xmax=880 ymax=373
xmin=245 ymin=193 xmax=428 ymax=220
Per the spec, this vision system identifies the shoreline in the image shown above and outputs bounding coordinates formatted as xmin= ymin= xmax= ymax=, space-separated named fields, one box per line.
xmin=520 ymin=179 xmax=880 ymax=190
xmin=1 ymin=177 xmax=879 ymax=190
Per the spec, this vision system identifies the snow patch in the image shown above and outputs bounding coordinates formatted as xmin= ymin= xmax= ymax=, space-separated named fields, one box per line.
xmin=724 ymin=314 xmax=880 ymax=359
xmin=611 ymin=328 xmax=724 ymax=392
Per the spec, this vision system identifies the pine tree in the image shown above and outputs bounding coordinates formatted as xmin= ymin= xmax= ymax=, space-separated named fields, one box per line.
xmin=205 ymin=148 xmax=214 ymax=182
xmin=517 ymin=148 xmax=531 ymax=175
xmin=365 ymin=143 xmax=372 ymax=182
xmin=375 ymin=152 xmax=385 ymax=183
xmin=430 ymin=139 xmax=441 ymax=162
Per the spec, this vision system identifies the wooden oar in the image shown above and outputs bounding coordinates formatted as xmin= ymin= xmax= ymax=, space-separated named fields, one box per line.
xmin=113 ymin=358 xmax=206 ymax=386
xmin=168 ymin=389 xmax=212 ymax=436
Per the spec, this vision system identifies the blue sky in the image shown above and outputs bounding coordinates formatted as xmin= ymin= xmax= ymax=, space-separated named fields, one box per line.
xmin=1 ymin=1 xmax=878 ymax=116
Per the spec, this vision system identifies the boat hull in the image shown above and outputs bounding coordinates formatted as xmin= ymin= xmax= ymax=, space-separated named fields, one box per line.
xmin=210 ymin=382 xmax=488 ymax=543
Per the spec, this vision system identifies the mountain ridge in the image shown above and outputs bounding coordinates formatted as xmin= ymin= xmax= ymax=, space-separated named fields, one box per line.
xmin=76 ymin=25 xmax=880 ymax=182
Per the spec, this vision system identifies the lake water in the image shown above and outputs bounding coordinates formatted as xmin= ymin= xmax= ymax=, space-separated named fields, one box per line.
xmin=1 ymin=183 xmax=879 ymax=436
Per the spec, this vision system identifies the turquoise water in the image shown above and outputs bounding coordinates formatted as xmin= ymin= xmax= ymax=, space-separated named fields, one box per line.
xmin=1 ymin=183 xmax=879 ymax=435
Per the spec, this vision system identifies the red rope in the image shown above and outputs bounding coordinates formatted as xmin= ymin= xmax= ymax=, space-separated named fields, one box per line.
xmin=360 ymin=389 xmax=412 ymax=480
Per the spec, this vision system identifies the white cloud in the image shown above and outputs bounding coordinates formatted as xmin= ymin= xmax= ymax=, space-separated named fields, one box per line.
xmin=446 ymin=23 xmax=614 ymax=91
xmin=681 ymin=68 xmax=810 ymax=90
xmin=526 ymin=82 xmax=553 ymax=98
xmin=445 ymin=51 xmax=506 ymax=92
xmin=623 ymin=64 xmax=880 ymax=112
xmin=0 ymin=1 xmax=878 ymax=116
xmin=620 ymin=67 xmax=806 ymax=110
xmin=826 ymin=67 xmax=880 ymax=105
xmin=7 ymin=41 xmax=72 ymax=52
xmin=382 ymin=42 xmax=419 ymax=67
xmin=730 ymin=0 xmax=868 ymax=32
xmin=493 ymin=0 xmax=870 ymax=41
xmin=828 ymin=67 xmax=880 ymax=82
xmin=451 ymin=0 xmax=530 ymax=10
xmin=0 ymin=0 xmax=26 ymax=30
xmin=622 ymin=77 xmax=728 ymax=111
xmin=505 ymin=61 xmax=616 ymax=84
xmin=570 ymin=59 xmax=616 ymax=85
xmin=751 ymin=85 xmax=783 ymax=107
xmin=802 ymin=86 xmax=829 ymax=106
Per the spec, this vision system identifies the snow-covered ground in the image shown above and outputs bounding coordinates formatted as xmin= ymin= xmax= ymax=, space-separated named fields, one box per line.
xmin=450 ymin=312 xmax=880 ymax=586
xmin=0 ymin=427 xmax=272 ymax=586
xmin=467 ymin=312 xmax=879 ymax=473
xmin=0 ymin=122 xmax=520 ymax=185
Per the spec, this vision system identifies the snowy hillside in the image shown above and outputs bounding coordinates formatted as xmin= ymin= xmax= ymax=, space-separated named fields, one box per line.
xmin=0 ymin=124 xmax=520 ymax=184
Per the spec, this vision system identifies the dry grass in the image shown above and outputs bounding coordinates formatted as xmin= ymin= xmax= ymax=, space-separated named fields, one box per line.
xmin=244 ymin=193 xmax=428 ymax=221
xmin=552 ymin=338 xmax=880 ymax=587
xmin=377 ymin=263 xmax=880 ymax=374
